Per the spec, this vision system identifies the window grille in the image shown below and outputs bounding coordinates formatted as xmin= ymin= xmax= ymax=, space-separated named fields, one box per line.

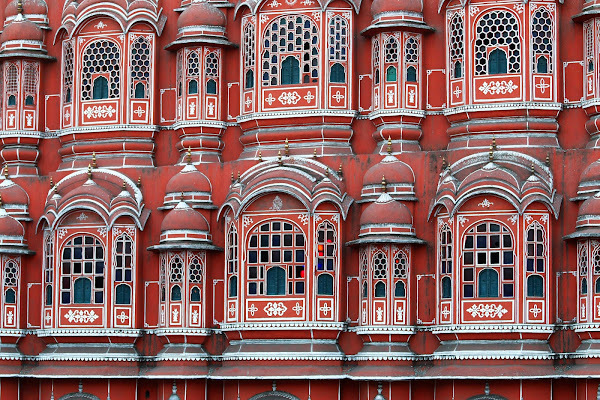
xmin=187 ymin=50 xmax=200 ymax=95
xmin=246 ymin=220 xmax=306 ymax=296
xmin=373 ymin=38 xmax=380 ymax=85
xmin=169 ymin=255 xmax=183 ymax=301
xmin=3 ymin=259 xmax=18 ymax=304
xmin=81 ymin=40 xmax=121 ymax=100
xmin=525 ymin=222 xmax=545 ymax=274
xmin=450 ymin=13 xmax=464 ymax=79
xmin=205 ymin=52 xmax=219 ymax=94
xmin=44 ymin=232 xmax=53 ymax=306
xmin=531 ymin=7 xmax=553 ymax=73
xmin=243 ymin=21 xmax=255 ymax=89
xmin=329 ymin=16 xmax=348 ymax=62
xmin=261 ymin=15 xmax=319 ymax=86
xmin=593 ymin=244 xmax=600 ymax=275
xmin=373 ymin=251 xmax=387 ymax=297
xmin=474 ymin=10 xmax=521 ymax=75
xmin=384 ymin=36 xmax=399 ymax=63
xmin=60 ymin=235 xmax=105 ymax=304
xmin=316 ymin=221 xmax=336 ymax=272
xmin=23 ymin=63 xmax=38 ymax=102
xmin=63 ymin=41 xmax=74 ymax=103
xmin=579 ymin=241 xmax=589 ymax=277
xmin=5 ymin=64 xmax=18 ymax=107
xmin=586 ymin=22 xmax=594 ymax=72
xmin=393 ymin=252 xmax=408 ymax=279
xmin=130 ymin=36 xmax=151 ymax=99
xmin=189 ymin=256 xmax=203 ymax=283
xmin=114 ymin=234 xmax=133 ymax=284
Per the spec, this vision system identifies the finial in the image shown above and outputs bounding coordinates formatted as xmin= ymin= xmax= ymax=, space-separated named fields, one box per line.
xmin=50 ymin=176 xmax=54 ymax=188
xmin=186 ymin=147 xmax=192 ymax=164
xmin=122 ymin=181 xmax=127 ymax=190
xmin=3 ymin=165 xmax=7 ymax=179
xmin=92 ymin=152 xmax=97 ymax=168
xmin=172 ymin=381 xmax=178 ymax=395
xmin=441 ymin=156 xmax=448 ymax=171
xmin=180 ymin=192 xmax=185 ymax=201
xmin=0 ymin=193 xmax=4 ymax=209
xmin=78 ymin=380 xmax=83 ymax=393
xmin=492 ymin=136 xmax=497 ymax=151
xmin=338 ymin=163 xmax=343 ymax=178
xmin=231 ymin=172 xmax=235 ymax=183
xmin=137 ymin=176 xmax=141 ymax=187
xmin=531 ymin=162 xmax=535 ymax=174
xmin=284 ymin=138 xmax=289 ymax=157
xmin=313 ymin=148 xmax=318 ymax=158
xmin=325 ymin=168 xmax=329 ymax=178
xmin=237 ymin=171 xmax=241 ymax=181
xmin=382 ymin=175 xmax=387 ymax=192
xmin=278 ymin=151 xmax=283 ymax=166
xmin=17 ymin=0 xmax=23 ymax=14
xmin=545 ymin=153 xmax=550 ymax=167
xmin=258 ymin=151 xmax=262 ymax=162
xmin=87 ymin=164 xmax=92 ymax=179
xmin=489 ymin=144 xmax=494 ymax=162
xmin=387 ymin=136 xmax=392 ymax=154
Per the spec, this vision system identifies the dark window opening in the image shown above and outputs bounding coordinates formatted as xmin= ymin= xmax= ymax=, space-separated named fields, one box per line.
xmin=92 ymin=76 xmax=109 ymax=100
xmin=281 ymin=56 xmax=300 ymax=85
xmin=330 ymin=63 xmax=346 ymax=83
xmin=488 ymin=48 xmax=508 ymax=75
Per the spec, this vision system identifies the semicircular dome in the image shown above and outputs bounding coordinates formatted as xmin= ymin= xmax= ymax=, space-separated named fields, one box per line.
xmin=372 ymin=0 xmax=422 ymax=16
xmin=178 ymin=1 xmax=226 ymax=29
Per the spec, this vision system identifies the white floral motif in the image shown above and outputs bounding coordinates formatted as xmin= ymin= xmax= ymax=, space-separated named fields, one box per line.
xmin=292 ymin=302 xmax=303 ymax=315
xmin=540 ymin=214 xmax=549 ymax=224
xmin=64 ymin=309 xmax=99 ymax=323
xmin=242 ymin=216 xmax=253 ymax=228
xmin=83 ymin=105 xmax=117 ymax=119
xmin=228 ymin=303 xmax=236 ymax=316
xmin=331 ymin=214 xmax=339 ymax=223
xmin=332 ymin=91 xmax=344 ymax=103
xmin=466 ymin=304 xmax=508 ymax=319
xmin=529 ymin=304 xmax=542 ymax=318
xmin=478 ymin=199 xmax=494 ymax=208
xmin=278 ymin=92 xmax=301 ymax=105
xmin=513 ymin=3 xmax=524 ymax=13
xmin=97 ymin=227 xmax=108 ymax=237
xmin=457 ymin=215 xmax=469 ymax=227
xmin=76 ymin=212 xmax=88 ymax=221
xmin=265 ymin=93 xmax=276 ymax=105
xmin=375 ymin=306 xmax=384 ymax=321
xmin=268 ymin=0 xmax=280 ymax=6
xmin=509 ymin=215 xmax=519 ymax=225
xmin=478 ymin=80 xmax=518 ymax=95
xmin=270 ymin=196 xmax=283 ymax=211
xmin=304 ymin=91 xmax=315 ymax=103
xmin=469 ymin=6 xmax=479 ymax=16
xmin=248 ymin=303 xmax=258 ymax=316
xmin=319 ymin=302 xmax=333 ymax=316
xmin=116 ymin=311 xmax=129 ymax=323
xmin=191 ymin=309 xmax=199 ymax=324
xmin=264 ymin=302 xmax=287 ymax=317
xmin=396 ymin=306 xmax=404 ymax=321
xmin=95 ymin=21 xmax=107 ymax=29
xmin=58 ymin=229 xmax=68 ymax=239
xmin=6 ymin=310 xmax=13 ymax=324
xmin=298 ymin=214 xmax=310 ymax=226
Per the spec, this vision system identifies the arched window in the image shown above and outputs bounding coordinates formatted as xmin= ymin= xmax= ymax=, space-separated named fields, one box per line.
xmin=73 ymin=277 xmax=92 ymax=304
xmin=526 ymin=222 xmax=545 ymax=273
xmin=281 ymin=56 xmax=300 ymax=85
xmin=171 ymin=284 xmax=182 ymax=301
xmin=266 ymin=266 xmax=286 ymax=295
xmin=373 ymin=39 xmax=380 ymax=85
xmin=63 ymin=40 xmax=74 ymax=104
xmin=229 ymin=276 xmax=238 ymax=297
xmin=386 ymin=66 xmax=397 ymax=82
xmin=406 ymin=66 xmax=417 ymax=82
xmin=531 ymin=7 xmax=553 ymax=74
xmin=527 ymin=275 xmax=544 ymax=298
xmin=317 ymin=274 xmax=333 ymax=295
xmin=4 ymin=288 xmax=15 ymax=304
xmin=115 ymin=283 xmax=131 ymax=305
xmin=394 ymin=281 xmax=405 ymax=298
xmin=5 ymin=64 xmax=18 ymax=107
xmin=488 ymin=49 xmax=508 ymax=75
xmin=373 ymin=251 xmax=387 ymax=298
xmin=595 ymin=277 xmax=600 ymax=294
xmin=449 ymin=13 xmax=464 ymax=79
xmin=81 ymin=40 xmax=121 ymax=100
xmin=474 ymin=10 xmax=520 ymax=76
xmin=247 ymin=220 xmax=305 ymax=295
xmin=262 ymin=15 xmax=319 ymax=86
xmin=206 ymin=79 xmax=217 ymax=95
xmin=44 ymin=232 xmax=53 ymax=306
xmin=23 ymin=63 xmax=38 ymax=106
xmin=330 ymin=63 xmax=345 ymax=83
xmin=462 ymin=221 xmax=513 ymax=299
xmin=243 ymin=21 xmax=255 ymax=90
xmin=114 ymin=234 xmax=133 ymax=286
xmin=92 ymin=77 xmax=109 ymax=100
xmin=7 ymin=95 xmax=15 ymax=106
xmin=582 ymin=278 xmax=588 ymax=295
xmin=60 ymin=235 xmax=105 ymax=305
xmin=25 ymin=96 xmax=34 ymax=106
xmin=190 ymin=286 xmax=201 ymax=302
xmin=441 ymin=276 xmax=452 ymax=299
xmin=3 ymin=259 xmax=18 ymax=305
xmin=188 ymin=79 xmax=198 ymax=95
xmin=478 ymin=269 xmax=499 ymax=298
xmin=362 ymin=281 xmax=367 ymax=297
xmin=130 ymin=36 xmax=151 ymax=99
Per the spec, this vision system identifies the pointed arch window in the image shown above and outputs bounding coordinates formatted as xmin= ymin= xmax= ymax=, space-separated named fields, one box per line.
xmin=373 ymin=251 xmax=387 ymax=298
xmin=243 ymin=20 xmax=255 ymax=90
xmin=281 ymin=56 xmax=300 ymax=85
xmin=267 ymin=266 xmax=286 ymax=295
xmin=328 ymin=15 xmax=349 ymax=84
xmin=488 ymin=49 xmax=508 ymax=75
xmin=81 ymin=40 xmax=121 ymax=100
xmin=5 ymin=64 xmax=18 ymax=108
xmin=449 ymin=13 xmax=464 ymax=79
xmin=373 ymin=38 xmax=380 ymax=86
xmin=130 ymin=36 xmax=151 ymax=99
xmin=44 ymin=231 xmax=54 ymax=306
xmin=3 ymin=260 xmax=18 ymax=305
xmin=227 ymin=224 xmax=239 ymax=298
xmin=23 ymin=63 xmax=38 ymax=106
xmin=474 ymin=10 xmax=520 ymax=76
xmin=63 ymin=40 xmax=74 ymax=104
xmin=317 ymin=274 xmax=333 ymax=295
xmin=205 ymin=52 xmax=219 ymax=94
xmin=531 ymin=7 xmax=553 ymax=74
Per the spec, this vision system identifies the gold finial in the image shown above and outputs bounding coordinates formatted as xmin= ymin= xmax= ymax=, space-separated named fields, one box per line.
xmin=382 ymin=175 xmax=387 ymax=192
xmin=531 ymin=162 xmax=535 ymax=174
xmin=492 ymin=136 xmax=497 ymax=152
xmin=0 ymin=193 xmax=3 ymax=208
xmin=489 ymin=144 xmax=494 ymax=162
xmin=258 ymin=151 xmax=263 ymax=162
xmin=17 ymin=0 xmax=22 ymax=14
xmin=137 ymin=176 xmax=141 ymax=187
xmin=231 ymin=172 xmax=235 ymax=183
xmin=180 ymin=192 xmax=185 ymax=201
xmin=122 ymin=181 xmax=127 ymax=190
xmin=325 ymin=168 xmax=329 ymax=178
xmin=49 ymin=176 xmax=54 ymax=188
xmin=387 ymin=136 xmax=392 ymax=155
xmin=278 ymin=150 xmax=283 ymax=166
xmin=284 ymin=138 xmax=289 ymax=157
xmin=92 ymin=152 xmax=97 ymax=169
xmin=3 ymin=165 xmax=7 ymax=179
xmin=237 ymin=171 xmax=241 ymax=181
xmin=87 ymin=164 xmax=92 ymax=179
xmin=545 ymin=153 xmax=550 ymax=167
xmin=442 ymin=156 xmax=448 ymax=171
xmin=313 ymin=148 xmax=318 ymax=158
xmin=186 ymin=147 xmax=192 ymax=164
xmin=338 ymin=163 xmax=343 ymax=178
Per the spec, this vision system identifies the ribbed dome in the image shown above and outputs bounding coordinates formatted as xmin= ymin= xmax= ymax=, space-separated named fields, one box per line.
xmin=0 ymin=209 xmax=24 ymax=238
xmin=178 ymin=1 xmax=226 ymax=29
xmin=580 ymin=191 xmax=600 ymax=218
xmin=360 ymin=193 xmax=412 ymax=226
xmin=363 ymin=155 xmax=414 ymax=187
xmin=5 ymin=0 xmax=47 ymax=18
xmin=161 ymin=201 xmax=209 ymax=233
xmin=129 ymin=0 xmax=156 ymax=11
xmin=371 ymin=0 xmax=422 ymax=16
xmin=1 ymin=17 xmax=43 ymax=43
xmin=165 ymin=164 xmax=211 ymax=194
xmin=0 ymin=180 xmax=28 ymax=205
